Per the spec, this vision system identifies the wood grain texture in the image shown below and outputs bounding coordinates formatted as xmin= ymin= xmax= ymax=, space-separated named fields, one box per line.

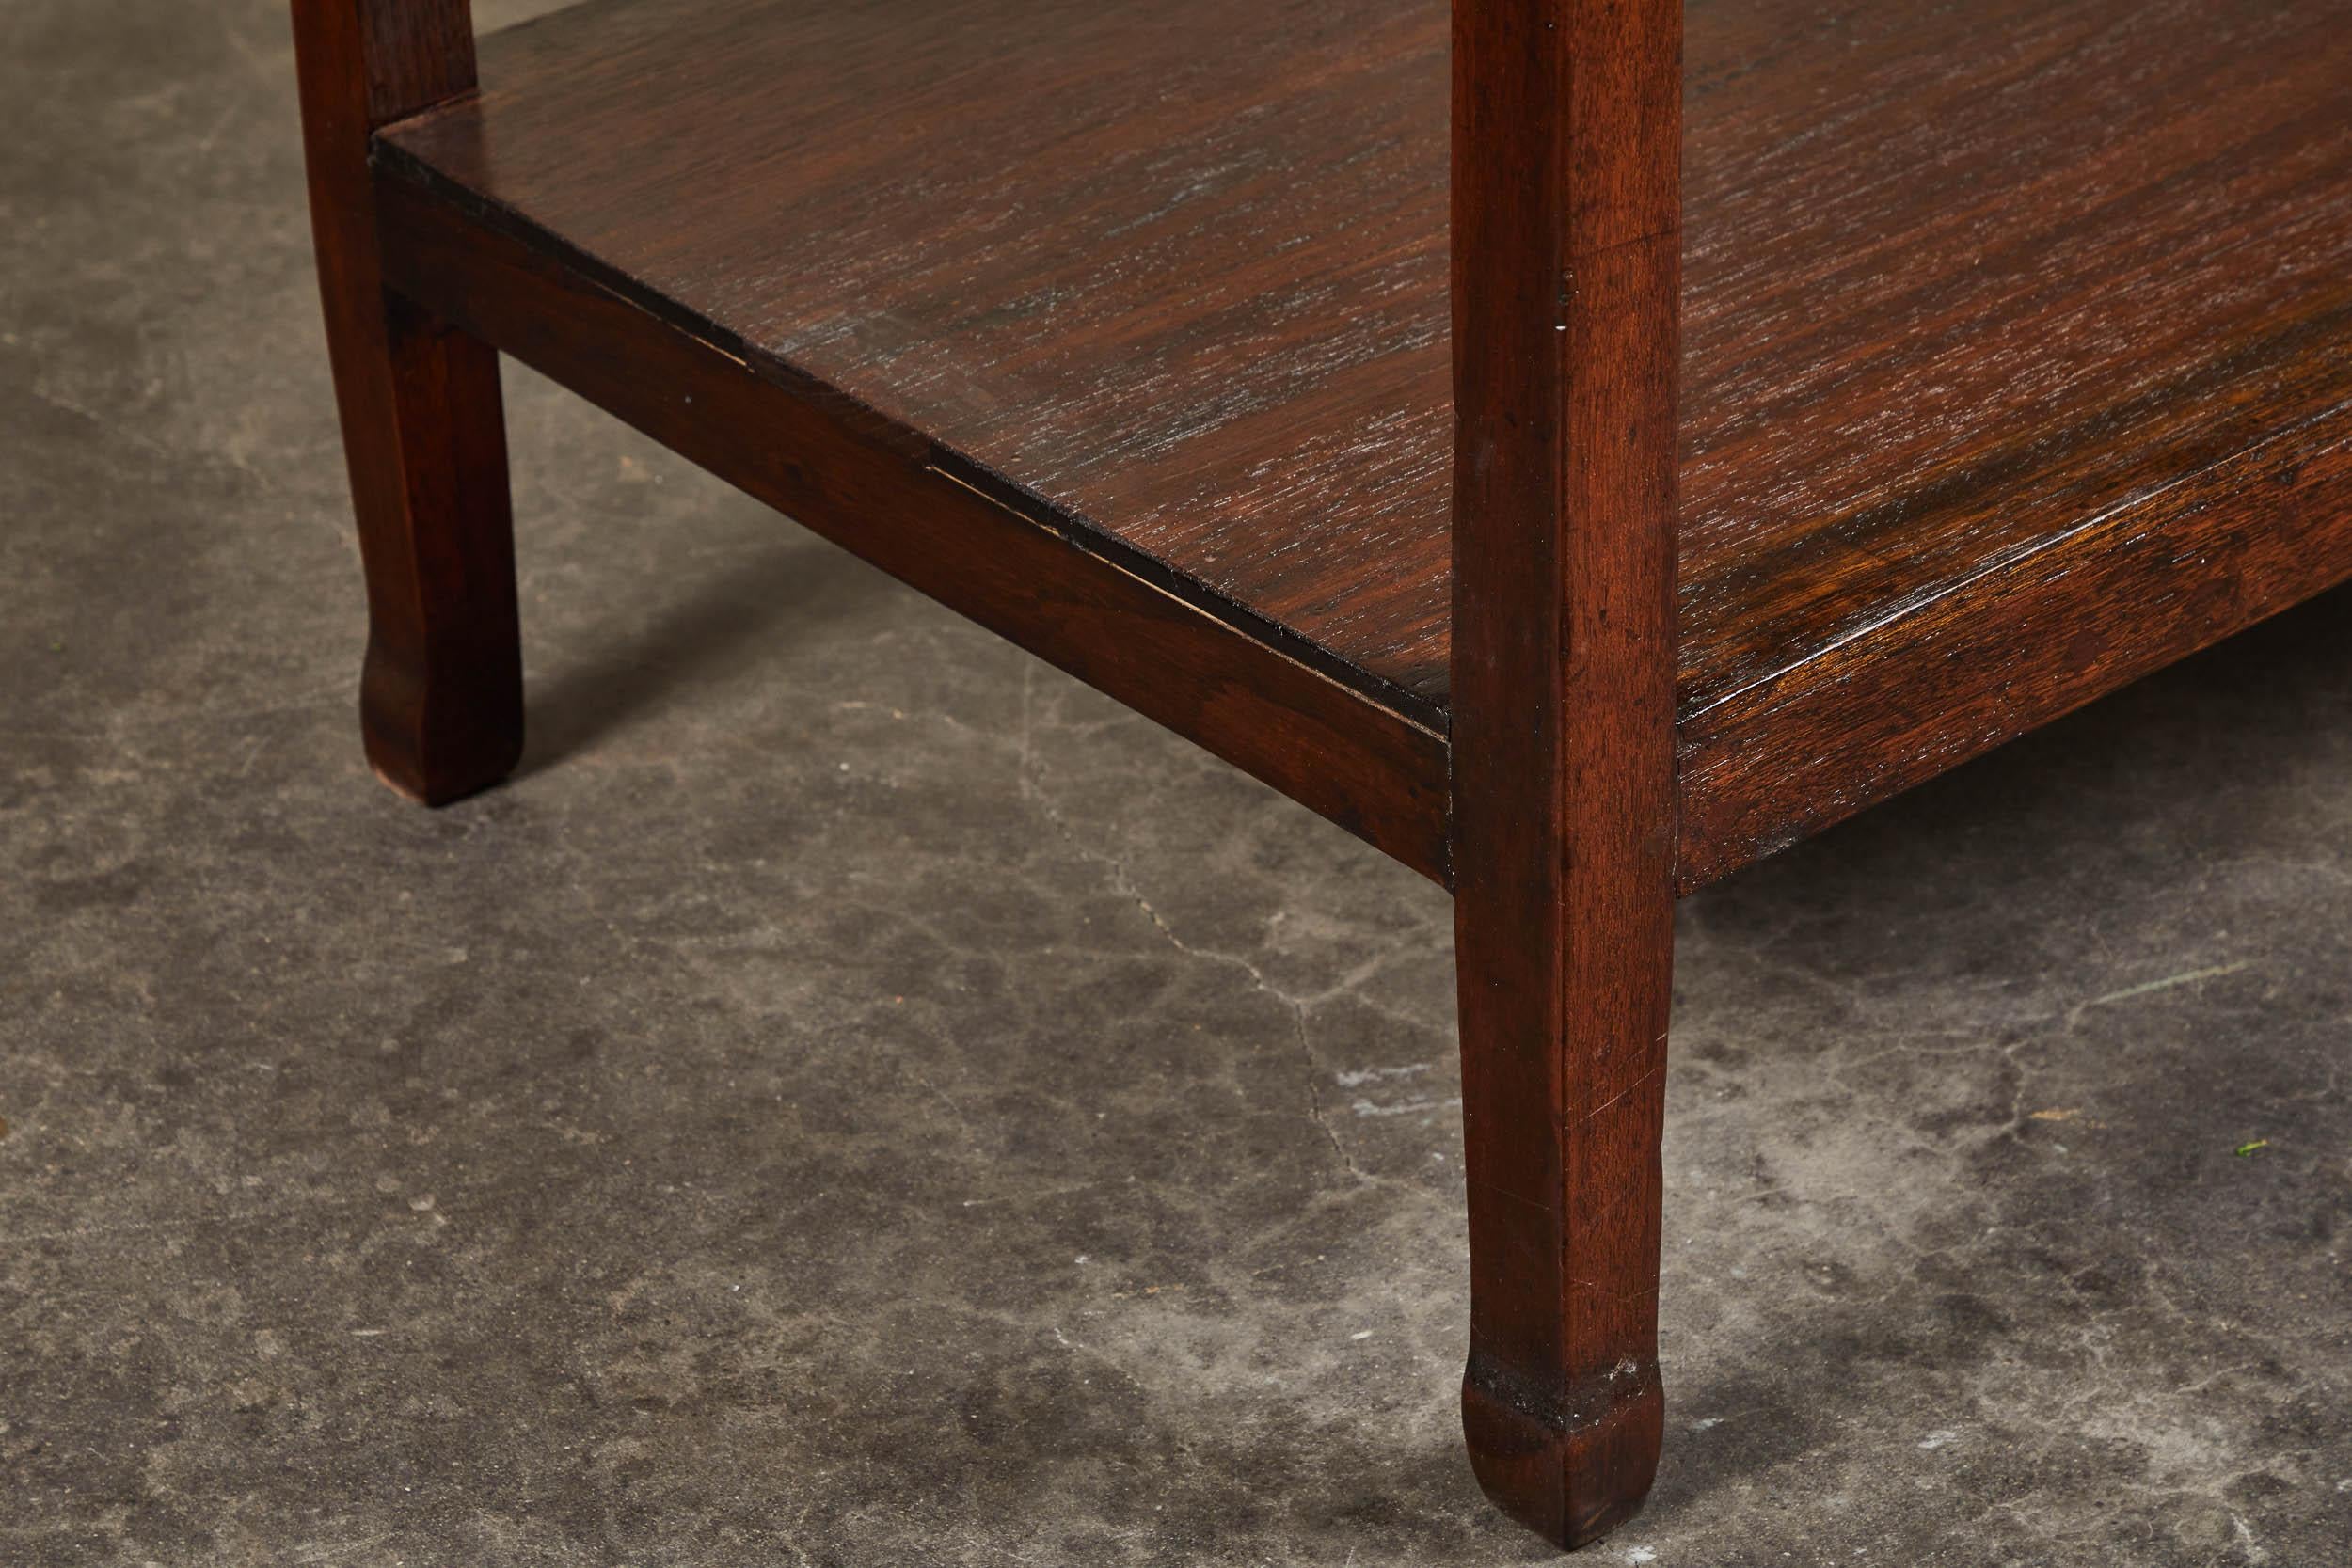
xmin=293 ymin=0 xmax=524 ymax=804
xmin=1673 ymin=0 xmax=2352 ymax=881
xmin=1679 ymin=417 xmax=2352 ymax=886
xmin=1448 ymin=0 xmax=1680 ymax=1546
xmin=383 ymin=0 xmax=1456 ymax=727
xmin=374 ymin=0 xmax=2352 ymax=875
xmin=372 ymin=173 xmax=1454 ymax=881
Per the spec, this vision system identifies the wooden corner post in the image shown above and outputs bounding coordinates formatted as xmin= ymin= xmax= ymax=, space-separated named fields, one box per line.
xmin=1449 ymin=0 xmax=1681 ymax=1547
xmin=291 ymin=0 xmax=523 ymax=803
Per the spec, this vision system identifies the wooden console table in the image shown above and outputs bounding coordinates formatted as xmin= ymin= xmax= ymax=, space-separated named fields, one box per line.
xmin=292 ymin=0 xmax=2352 ymax=1546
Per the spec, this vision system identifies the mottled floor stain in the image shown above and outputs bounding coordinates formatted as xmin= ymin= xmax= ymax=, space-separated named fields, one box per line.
xmin=3 ymin=4 xmax=2348 ymax=1566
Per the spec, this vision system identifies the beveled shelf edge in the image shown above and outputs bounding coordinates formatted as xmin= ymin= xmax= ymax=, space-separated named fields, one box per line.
xmin=1676 ymin=408 xmax=2352 ymax=892
xmin=370 ymin=153 xmax=1455 ymax=886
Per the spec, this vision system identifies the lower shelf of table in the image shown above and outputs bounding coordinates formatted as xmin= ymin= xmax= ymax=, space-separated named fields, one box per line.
xmin=370 ymin=0 xmax=2352 ymax=888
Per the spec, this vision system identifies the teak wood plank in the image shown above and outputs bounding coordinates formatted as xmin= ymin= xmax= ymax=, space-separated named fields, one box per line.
xmin=375 ymin=0 xmax=2352 ymax=885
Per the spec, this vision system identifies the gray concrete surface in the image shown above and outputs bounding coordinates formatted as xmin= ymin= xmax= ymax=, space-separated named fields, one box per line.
xmin=4 ymin=3 xmax=2348 ymax=1564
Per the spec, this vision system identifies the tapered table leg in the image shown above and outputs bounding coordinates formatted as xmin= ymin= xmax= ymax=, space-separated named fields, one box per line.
xmin=1447 ymin=0 xmax=1682 ymax=1544
xmin=292 ymin=0 xmax=521 ymax=803
xmin=1453 ymin=865 xmax=1675 ymax=1545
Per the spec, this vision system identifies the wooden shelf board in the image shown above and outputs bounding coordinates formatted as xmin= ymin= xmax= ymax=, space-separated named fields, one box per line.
xmin=376 ymin=0 xmax=2352 ymax=884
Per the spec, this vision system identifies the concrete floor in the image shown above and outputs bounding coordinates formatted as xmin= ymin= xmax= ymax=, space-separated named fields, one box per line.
xmin=5 ymin=3 xmax=2349 ymax=1564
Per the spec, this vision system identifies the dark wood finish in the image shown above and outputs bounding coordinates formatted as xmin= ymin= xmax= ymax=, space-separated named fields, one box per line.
xmin=376 ymin=0 xmax=2352 ymax=877
xmin=1449 ymin=0 xmax=1680 ymax=1544
xmin=1674 ymin=0 xmax=2352 ymax=881
xmin=292 ymin=0 xmax=523 ymax=803
xmin=289 ymin=0 xmax=2352 ymax=1552
xmin=1679 ymin=421 xmax=2352 ymax=887
xmin=380 ymin=0 xmax=1455 ymax=728
xmin=372 ymin=174 xmax=1454 ymax=882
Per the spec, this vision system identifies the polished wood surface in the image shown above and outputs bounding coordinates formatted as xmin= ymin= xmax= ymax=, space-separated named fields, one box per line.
xmin=1675 ymin=0 xmax=2352 ymax=879
xmin=378 ymin=0 xmax=2352 ymax=876
xmin=1448 ymin=0 xmax=1680 ymax=1542
xmin=294 ymin=0 xmax=524 ymax=803
xmin=1679 ymin=424 xmax=2352 ymax=884
xmin=387 ymin=0 xmax=1455 ymax=721
xmin=372 ymin=173 xmax=1455 ymax=880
